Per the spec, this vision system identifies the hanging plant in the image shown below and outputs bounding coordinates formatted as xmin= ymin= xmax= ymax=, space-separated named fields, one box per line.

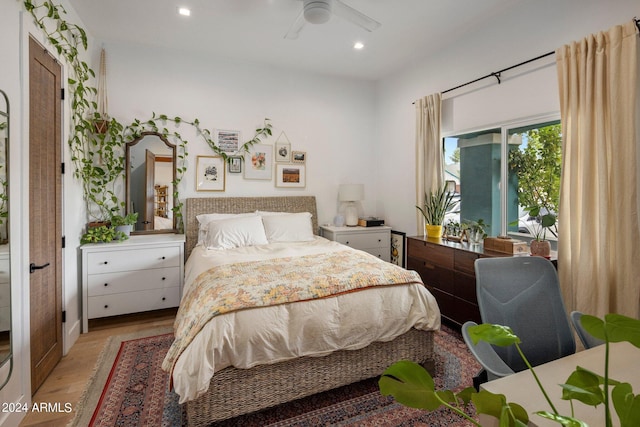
xmin=24 ymin=0 xmax=275 ymax=228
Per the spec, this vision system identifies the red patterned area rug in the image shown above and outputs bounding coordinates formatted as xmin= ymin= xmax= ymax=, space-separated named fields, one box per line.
xmin=70 ymin=325 xmax=480 ymax=427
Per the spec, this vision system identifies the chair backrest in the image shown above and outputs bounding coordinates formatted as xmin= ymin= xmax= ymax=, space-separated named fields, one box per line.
xmin=570 ymin=311 xmax=605 ymax=349
xmin=474 ymin=256 xmax=575 ymax=372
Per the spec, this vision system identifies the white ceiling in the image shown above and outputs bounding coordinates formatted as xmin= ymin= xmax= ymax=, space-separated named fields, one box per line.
xmin=66 ymin=0 xmax=519 ymax=81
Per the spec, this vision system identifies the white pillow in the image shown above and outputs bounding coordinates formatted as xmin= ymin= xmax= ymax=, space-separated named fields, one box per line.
xmin=203 ymin=215 xmax=268 ymax=250
xmin=261 ymin=212 xmax=314 ymax=242
xmin=196 ymin=212 xmax=256 ymax=244
xmin=255 ymin=210 xmax=290 ymax=216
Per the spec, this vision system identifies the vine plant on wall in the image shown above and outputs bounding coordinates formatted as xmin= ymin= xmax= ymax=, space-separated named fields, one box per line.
xmin=23 ymin=0 xmax=273 ymax=234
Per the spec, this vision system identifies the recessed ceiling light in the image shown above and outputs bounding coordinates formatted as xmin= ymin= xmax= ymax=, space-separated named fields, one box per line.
xmin=178 ymin=7 xmax=191 ymax=16
xmin=353 ymin=42 xmax=364 ymax=50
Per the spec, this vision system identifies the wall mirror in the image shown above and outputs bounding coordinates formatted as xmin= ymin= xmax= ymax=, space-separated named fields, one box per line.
xmin=0 ymin=89 xmax=12 ymax=389
xmin=125 ymin=132 xmax=177 ymax=234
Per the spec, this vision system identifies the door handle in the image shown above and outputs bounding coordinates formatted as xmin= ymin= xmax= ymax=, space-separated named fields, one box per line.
xmin=30 ymin=262 xmax=51 ymax=274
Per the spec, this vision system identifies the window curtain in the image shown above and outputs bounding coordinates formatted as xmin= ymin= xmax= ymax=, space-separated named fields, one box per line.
xmin=556 ymin=20 xmax=639 ymax=318
xmin=415 ymin=93 xmax=443 ymax=235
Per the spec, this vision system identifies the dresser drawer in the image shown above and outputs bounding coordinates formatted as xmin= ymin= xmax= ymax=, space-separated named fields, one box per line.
xmin=335 ymin=231 xmax=388 ymax=249
xmin=407 ymin=238 xmax=454 ymax=269
xmin=454 ymin=250 xmax=479 ymax=275
xmin=87 ymin=246 xmax=181 ymax=274
xmin=88 ymin=286 xmax=180 ymax=319
xmin=408 ymin=257 xmax=454 ymax=294
xmin=87 ymin=267 xmax=181 ymax=296
xmin=361 ymin=247 xmax=390 ymax=261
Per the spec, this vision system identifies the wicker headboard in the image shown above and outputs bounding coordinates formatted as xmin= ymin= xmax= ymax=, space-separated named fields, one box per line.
xmin=184 ymin=196 xmax=319 ymax=259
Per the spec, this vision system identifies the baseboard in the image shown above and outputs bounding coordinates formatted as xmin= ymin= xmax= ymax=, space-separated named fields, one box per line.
xmin=64 ymin=318 xmax=81 ymax=355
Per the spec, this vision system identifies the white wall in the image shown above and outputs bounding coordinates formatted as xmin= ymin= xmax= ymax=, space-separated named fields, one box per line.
xmin=375 ymin=0 xmax=640 ymax=236
xmin=105 ymin=42 xmax=379 ymax=225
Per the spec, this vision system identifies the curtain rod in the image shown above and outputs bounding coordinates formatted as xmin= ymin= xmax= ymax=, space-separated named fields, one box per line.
xmin=413 ymin=17 xmax=640 ymax=104
xmin=412 ymin=50 xmax=554 ymax=105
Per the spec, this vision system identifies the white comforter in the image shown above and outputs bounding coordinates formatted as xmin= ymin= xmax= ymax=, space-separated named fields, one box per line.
xmin=171 ymin=236 xmax=440 ymax=403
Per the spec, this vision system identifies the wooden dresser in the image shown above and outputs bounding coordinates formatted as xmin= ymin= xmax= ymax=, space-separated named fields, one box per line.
xmin=81 ymin=234 xmax=185 ymax=332
xmin=407 ymin=236 xmax=524 ymax=327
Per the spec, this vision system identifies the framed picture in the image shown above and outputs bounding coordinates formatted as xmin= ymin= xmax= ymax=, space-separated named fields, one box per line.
xmin=275 ymin=141 xmax=291 ymax=162
xmin=244 ymin=144 xmax=273 ymax=180
xmin=196 ymin=155 xmax=225 ymax=191
xmin=292 ymin=151 xmax=306 ymax=164
xmin=216 ymin=129 xmax=240 ymax=153
xmin=228 ymin=156 xmax=242 ymax=173
xmin=391 ymin=230 xmax=406 ymax=267
xmin=275 ymin=164 xmax=306 ymax=188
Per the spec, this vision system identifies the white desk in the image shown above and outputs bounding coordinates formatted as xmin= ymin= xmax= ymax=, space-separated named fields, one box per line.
xmin=480 ymin=341 xmax=640 ymax=426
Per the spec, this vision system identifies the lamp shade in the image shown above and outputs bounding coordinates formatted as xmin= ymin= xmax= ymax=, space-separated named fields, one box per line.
xmin=338 ymin=184 xmax=364 ymax=202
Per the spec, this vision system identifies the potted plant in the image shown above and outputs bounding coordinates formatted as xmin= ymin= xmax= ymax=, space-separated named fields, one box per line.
xmin=523 ymin=206 xmax=556 ymax=257
xmin=110 ymin=212 xmax=138 ymax=238
xmin=464 ymin=218 xmax=489 ymax=245
xmin=80 ymin=225 xmax=125 ymax=244
xmin=379 ymin=313 xmax=640 ymax=427
xmin=416 ymin=184 xmax=456 ymax=239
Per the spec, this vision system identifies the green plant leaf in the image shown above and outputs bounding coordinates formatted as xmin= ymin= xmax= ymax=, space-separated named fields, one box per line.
xmin=472 ymin=390 xmax=529 ymax=425
xmin=560 ymin=368 xmax=605 ymax=406
xmin=378 ymin=361 xmax=443 ymax=410
xmin=611 ymin=383 xmax=640 ymax=427
xmin=468 ymin=323 xmax=521 ymax=347
xmin=535 ymin=411 xmax=588 ymax=426
xmin=582 ymin=314 xmax=640 ymax=347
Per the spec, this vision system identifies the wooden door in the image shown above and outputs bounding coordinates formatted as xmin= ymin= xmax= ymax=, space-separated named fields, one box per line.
xmin=144 ymin=149 xmax=156 ymax=230
xmin=29 ymin=36 xmax=63 ymax=394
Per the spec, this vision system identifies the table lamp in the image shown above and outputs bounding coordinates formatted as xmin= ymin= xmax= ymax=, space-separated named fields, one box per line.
xmin=338 ymin=184 xmax=364 ymax=227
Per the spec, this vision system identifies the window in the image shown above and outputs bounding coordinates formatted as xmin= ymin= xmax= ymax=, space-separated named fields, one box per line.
xmin=444 ymin=118 xmax=561 ymax=248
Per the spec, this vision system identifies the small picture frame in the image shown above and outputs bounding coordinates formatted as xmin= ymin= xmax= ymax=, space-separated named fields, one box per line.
xmin=391 ymin=230 xmax=406 ymax=267
xmin=216 ymin=129 xmax=240 ymax=153
xmin=228 ymin=156 xmax=242 ymax=174
xmin=244 ymin=144 xmax=273 ymax=180
xmin=292 ymin=151 xmax=306 ymax=164
xmin=196 ymin=155 xmax=226 ymax=191
xmin=275 ymin=141 xmax=291 ymax=162
xmin=275 ymin=164 xmax=306 ymax=188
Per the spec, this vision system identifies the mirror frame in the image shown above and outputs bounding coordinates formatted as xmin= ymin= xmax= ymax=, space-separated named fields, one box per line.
xmin=0 ymin=89 xmax=12 ymax=389
xmin=125 ymin=131 xmax=177 ymax=234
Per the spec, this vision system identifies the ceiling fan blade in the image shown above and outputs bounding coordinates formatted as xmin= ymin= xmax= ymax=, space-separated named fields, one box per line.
xmin=332 ymin=0 xmax=381 ymax=32
xmin=284 ymin=9 xmax=307 ymax=39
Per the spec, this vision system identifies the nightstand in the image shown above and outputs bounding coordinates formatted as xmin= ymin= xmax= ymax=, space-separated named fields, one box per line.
xmin=81 ymin=233 xmax=185 ymax=332
xmin=319 ymin=225 xmax=392 ymax=261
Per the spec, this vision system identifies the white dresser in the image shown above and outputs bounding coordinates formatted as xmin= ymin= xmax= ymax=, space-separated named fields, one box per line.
xmin=81 ymin=234 xmax=185 ymax=332
xmin=319 ymin=225 xmax=392 ymax=262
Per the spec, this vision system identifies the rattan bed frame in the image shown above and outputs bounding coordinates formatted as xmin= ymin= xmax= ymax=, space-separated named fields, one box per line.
xmin=182 ymin=196 xmax=435 ymax=426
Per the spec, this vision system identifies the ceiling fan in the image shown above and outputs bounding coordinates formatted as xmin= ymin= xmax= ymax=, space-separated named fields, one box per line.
xmin=284 ymin=0 xmax=381 ymax=40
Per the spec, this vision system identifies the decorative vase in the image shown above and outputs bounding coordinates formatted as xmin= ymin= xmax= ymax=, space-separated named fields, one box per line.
xmin=425 ymin=224 xmax=443 ymax=239
xmin=530 ymin=239 xmax=551 ymax=257
xmin=468 ymin=228 xmax=484 ymax=245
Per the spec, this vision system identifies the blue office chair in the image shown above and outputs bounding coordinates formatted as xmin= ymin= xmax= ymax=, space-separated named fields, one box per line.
xmin=463 ymin=256 xmax=576 ymax=381
xmin=570 ymin=311 xmax=605 ymax=349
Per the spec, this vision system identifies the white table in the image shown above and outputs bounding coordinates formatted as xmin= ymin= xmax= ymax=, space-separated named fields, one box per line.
xmin=479 ymin=341 xmax=640 ymax=426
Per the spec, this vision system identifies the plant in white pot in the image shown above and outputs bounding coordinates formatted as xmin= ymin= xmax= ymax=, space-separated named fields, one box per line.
xmin=109 ymin=212 xmax=138 ymax=238
xmin=416 ymin=184 xmax=456 ymax=239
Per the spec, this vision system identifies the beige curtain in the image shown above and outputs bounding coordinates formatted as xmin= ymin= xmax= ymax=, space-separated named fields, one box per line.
xmin=415 ymin=93 xmax=443 ymax=235
xmin=556 ymin=20 xmax=639 ymax=318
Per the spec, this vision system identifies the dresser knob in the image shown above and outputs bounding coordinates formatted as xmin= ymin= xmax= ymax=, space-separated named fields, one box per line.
xmin=162 ymin=277 xmax=166 ymax=281
xmin=345 ymin=241 xmax=350 ymax=245
xmin=104 ymin=283 xmax=108 ymax=287
xmin=162 ymin=297 xmax=166 ymax=301
xmin=161 ymin=256 xmax=166 ymax=260
xmin=104 ymin=304 xmax=109 ymax=309
xmin=103 ymin=261 xmax=108 ymax=265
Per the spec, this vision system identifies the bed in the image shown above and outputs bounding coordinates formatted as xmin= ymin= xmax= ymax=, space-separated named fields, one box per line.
xmin=165 ymin=196 xmax=440 ymax=426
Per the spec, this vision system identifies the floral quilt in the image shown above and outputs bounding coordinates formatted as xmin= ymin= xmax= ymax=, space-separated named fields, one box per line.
xmin=162 ymin=249 xmax=423 ymax=373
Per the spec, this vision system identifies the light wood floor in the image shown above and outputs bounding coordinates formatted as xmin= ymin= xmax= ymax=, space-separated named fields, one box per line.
xmin=19 ymin=309 xmax=177 ymax=427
